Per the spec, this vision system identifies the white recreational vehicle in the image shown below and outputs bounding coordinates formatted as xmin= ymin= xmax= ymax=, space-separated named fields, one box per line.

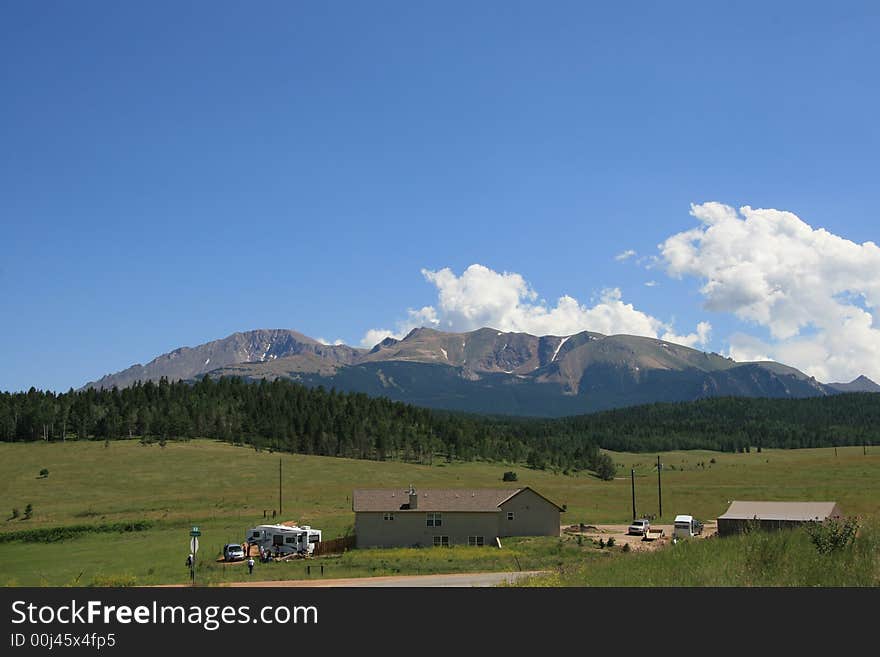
xmin=245 ymin=524 xmax=322 ymax=556
xmin=673 ymin=515 xmax=703 ymax=539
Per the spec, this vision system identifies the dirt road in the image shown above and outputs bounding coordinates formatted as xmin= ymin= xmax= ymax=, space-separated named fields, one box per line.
xmin=220 ymin=571 xmax=546 ymax=588
xmin=563 ymin=522 xmax=717 ymax=551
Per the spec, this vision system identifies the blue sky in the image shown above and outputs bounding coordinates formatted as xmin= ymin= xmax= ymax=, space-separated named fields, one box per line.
xmin=2 ymin=1 xmax=879 ymax=392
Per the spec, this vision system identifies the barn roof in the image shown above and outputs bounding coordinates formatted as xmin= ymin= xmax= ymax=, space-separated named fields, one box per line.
xmin=718 ymin=501 xmax=841 ymax=522
xmin=352 ymin=487 xmax=563 ymax=512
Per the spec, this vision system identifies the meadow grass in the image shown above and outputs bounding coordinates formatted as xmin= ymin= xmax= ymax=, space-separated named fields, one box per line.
xmin=522 ymin=522 xmax=880 ymax=587
xmin=0 ymin=439 xmax=877 ymax=585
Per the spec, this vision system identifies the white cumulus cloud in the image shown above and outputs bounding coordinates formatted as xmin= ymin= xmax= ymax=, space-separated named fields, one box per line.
xmin=659 ymin=202 xmax=880 ymax=382
xmin=317 ymin=337 xmax=347 ymax=346
xmin=361 ymin=306 xmax=439 ymax=347
xmin=360 ymin=264 xmax=710 ymax=349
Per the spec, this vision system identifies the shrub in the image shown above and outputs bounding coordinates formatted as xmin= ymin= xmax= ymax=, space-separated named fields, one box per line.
xmin=23 ymin=504 xmax=33 ymax=520
xmin=10 ymin=508 xmax=19 ymax=520
xmin=595 ymin=454 xmax=616 ymax=481
xmin=598 ymin=538 xmax=605 ymax=548
xmin=39 ymin=468 xmax=49 ymax=478
xmin=606 ymin=537 xmax=616 ymax=548
xmin=502 ymin=471 xmax=518 ymax=482
xmin=806 ymin=517 xmax=860 ymax=554
xmin=622 ymin=542 xmax=631 ymax=553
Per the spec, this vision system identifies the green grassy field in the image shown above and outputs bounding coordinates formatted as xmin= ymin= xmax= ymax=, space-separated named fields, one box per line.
xmin=521 ymin=522 xmax=880 ymax=587
xmin=0 ymin=439 xmax=877 ymax=586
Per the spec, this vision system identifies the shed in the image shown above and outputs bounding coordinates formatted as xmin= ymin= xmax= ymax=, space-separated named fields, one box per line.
xmin=716 ymin=501 xmax=842 ymax=537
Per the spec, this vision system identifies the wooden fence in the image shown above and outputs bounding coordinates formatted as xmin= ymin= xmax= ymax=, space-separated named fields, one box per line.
xmin=313 ymin=535 xmax=356 ymax=556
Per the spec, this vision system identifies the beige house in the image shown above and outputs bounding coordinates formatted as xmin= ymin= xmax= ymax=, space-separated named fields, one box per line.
xmin=717 ymin=500 xmax=843 ymax=537
xmin=352 ymin=486 xmax=563 ymax=548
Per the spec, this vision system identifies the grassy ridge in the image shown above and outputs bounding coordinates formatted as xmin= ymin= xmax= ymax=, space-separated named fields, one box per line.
xmin=0 ymin=521 xmax=152 ymax=544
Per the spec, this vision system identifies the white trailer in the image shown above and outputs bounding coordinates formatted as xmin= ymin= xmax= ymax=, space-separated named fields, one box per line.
xmin=245 ymin=524 xmax=322 ymax=556
xmin=673 ymin=515 xmax=703 ymax=538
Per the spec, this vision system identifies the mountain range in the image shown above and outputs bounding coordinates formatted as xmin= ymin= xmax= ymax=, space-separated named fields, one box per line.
xmin=83 ymin=328 xmax=880 ymax=416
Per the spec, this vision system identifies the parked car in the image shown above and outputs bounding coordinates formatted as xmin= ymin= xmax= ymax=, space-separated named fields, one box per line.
xmin=223 ymin=543 xmax=245 ymax=561
xmin=627 ymin=518 xmax=651 ymax=536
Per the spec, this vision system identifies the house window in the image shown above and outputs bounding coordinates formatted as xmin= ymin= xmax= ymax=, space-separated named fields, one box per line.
xmin=433 ymin=536 xmax=450 ymax=547
xmin=507 ymin=512 xmax=515 ymax=521
xmin=427 ymin=512 xmax=442 ymax=527
xmin=468 ymin=536 xmax=484 ymax=546
xmin=384 ymin=513 xmax=394 ymax=521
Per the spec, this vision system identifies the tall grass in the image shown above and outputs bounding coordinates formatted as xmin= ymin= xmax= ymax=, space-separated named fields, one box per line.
xmin=526 ymin=523 xmax=880 ymax=587
xmin=0 ymin=521 xmax=153 ymax=544
xmin=194 ymin=536 xmax=594 ymax=586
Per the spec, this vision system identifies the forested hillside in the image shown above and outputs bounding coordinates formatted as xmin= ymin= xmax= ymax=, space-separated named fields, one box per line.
xmin=1 ymin=378 xmax=877 ymax=471
xmin=546 ymin=395 xmax=880 ymax=452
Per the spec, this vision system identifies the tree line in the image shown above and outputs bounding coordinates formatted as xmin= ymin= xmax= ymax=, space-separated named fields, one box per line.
xmin=0 ymin=377 xmax=603 ymax=472
xmin=1 ymin=378 xmax=877 ymax=470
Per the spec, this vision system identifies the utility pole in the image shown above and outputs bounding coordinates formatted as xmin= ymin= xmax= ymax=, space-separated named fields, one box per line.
xmin=657 ymin=455 xmax=663 ymax=519
xmin=631 ymin=469 xmax=636 ymax=521
xmin=279 ymin=458 xmax=282 ymax=517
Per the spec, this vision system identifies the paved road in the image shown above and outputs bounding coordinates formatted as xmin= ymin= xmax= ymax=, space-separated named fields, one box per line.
xmin=223 ymin=571 xmax=546 ymax=588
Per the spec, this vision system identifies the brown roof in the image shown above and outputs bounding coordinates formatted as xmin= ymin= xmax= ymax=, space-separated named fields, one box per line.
xmin=353 ymin=487 xmax=558 ymax=513
xmin=718 ymin=501 xmax=841 ymax=522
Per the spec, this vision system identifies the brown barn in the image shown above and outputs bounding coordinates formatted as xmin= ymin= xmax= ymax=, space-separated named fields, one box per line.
xmin=352 ymin=486 xmax=563 ymax=548
xmin=717 ymin=501 xmax=843 ymax=537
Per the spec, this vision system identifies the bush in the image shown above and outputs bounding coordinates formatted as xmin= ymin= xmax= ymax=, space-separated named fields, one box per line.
xmin=622 ymin=542 xmax=631 ymax=553
xmin=502 ymin=471 xmax=518 ymax=482
xmin=595 ymin=454 xmax=616 ymax=481
xmin=10 ymin=508 xmax=19 ymax=520
xmin=38 ymin=468 xmax=49 ymax=478
xmin=23 ymin=504 xmax=33 ymax=520
xmin=806 ymin=517 xmax=860 ymax=554
xmin=606 ymin=537 xmax=616 ymax=548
